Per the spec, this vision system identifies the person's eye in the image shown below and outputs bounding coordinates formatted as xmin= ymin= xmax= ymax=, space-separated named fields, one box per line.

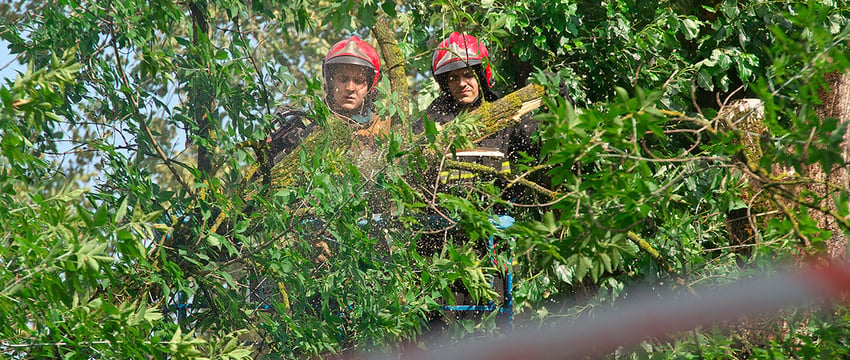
xmin=448 ymin=75 xmax=458 ymax=82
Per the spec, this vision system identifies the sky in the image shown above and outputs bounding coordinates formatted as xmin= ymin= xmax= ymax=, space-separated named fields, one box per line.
xmin=0 ymin=39 xmax=24 ymax=83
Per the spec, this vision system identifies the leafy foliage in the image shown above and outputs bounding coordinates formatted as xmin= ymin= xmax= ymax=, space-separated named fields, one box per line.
xmin=0 ymin=51 xmax=251 ymax=359
xmin=3 ymin=0 xmax=850 ymax=358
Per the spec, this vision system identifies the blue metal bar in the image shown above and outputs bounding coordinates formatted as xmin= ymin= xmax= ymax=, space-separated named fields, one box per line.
xmin=440 ymin=304 xmax=497 ymax=312
xmin=436 ymin=215 xmax=515 ymax=331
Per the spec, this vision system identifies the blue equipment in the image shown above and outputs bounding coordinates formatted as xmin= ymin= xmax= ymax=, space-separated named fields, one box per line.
xmin=439 ymin=215 xmax=514 ymax=331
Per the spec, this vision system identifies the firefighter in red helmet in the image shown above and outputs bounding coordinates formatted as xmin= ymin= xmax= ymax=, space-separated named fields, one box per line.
xmin=415 ymin=31 xmax=499 ymax=131
xmin=263 ymin=36 xmax=387 ymax=168
xmin=306 ymin=36 xmax=391 ymax=264
xmin=323 ymin=36 xmax=390 ymax=140
xmin=416 ymin=31 xmax=538 ymax=187
xmin=416 ymin=32 xmax=539 ymax=336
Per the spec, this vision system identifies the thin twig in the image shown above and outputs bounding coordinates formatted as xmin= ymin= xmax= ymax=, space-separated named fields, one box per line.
xmin=107 ymin=15 xmax=197 ymax=202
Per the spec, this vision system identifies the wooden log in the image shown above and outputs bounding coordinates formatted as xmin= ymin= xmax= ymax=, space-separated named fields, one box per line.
xmin=413 ymin=84 xmax=545 ymax=153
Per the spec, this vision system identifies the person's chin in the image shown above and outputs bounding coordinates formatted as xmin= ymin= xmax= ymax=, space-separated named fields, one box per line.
xmin=337 ymin=103 xmax=362 ymax=113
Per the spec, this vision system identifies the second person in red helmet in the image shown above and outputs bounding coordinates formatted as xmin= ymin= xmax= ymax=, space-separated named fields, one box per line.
xmin=423 ymin=31 xmax=499 ymax=127
xmin=414 ymin=31 xmax=539 ymax=336
xmin=415 ymin=31 xmax=540 ymax=188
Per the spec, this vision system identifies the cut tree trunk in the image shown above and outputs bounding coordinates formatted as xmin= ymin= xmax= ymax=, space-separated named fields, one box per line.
xmin=718 ymin=98 xmax=768 ymax=267
xmin=720 ymin=72 xmax=850 ymax=261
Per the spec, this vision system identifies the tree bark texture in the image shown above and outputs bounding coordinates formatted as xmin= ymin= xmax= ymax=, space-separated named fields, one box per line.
xmin=372 ymin=18 xmax=410 ymax=134
xmin=718 ymin=98 xmax=767 ymax=266
xmin=812 ymin=71 xmax=850 ymax=259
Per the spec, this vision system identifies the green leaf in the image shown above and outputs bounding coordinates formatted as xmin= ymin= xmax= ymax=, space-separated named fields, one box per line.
xmin=207 ymin=234 xmax=222 ymax=249
xmin=554 ymin=263 xmax=574 ymax=285
xmin=574 ymin=256 xmax=589 ymax=281
xmin=600 ymin=253 xmax=613 ymax=273
xmin=681 ymin=18 xmax=700 ymax=40
xmin=117 ymin=229 xmax=134 ymax=241
xmin=0 ymin=87 xmax=12 ymax=107
xmin=381 ymin=1 xmax=397 ymax=16
xmin=696 ymin=69 xmax=714 ymax=91
xmin=591 ymin=261 xmax=603 ymax=282
xmin=114 ymin=197 xmax=129 ymax=223
xmin=221 ymin=271 xmax=236 ymax=288
xmin=169 ymin=327 xmax=182 ymax=352
xmin=274 ymin=188 xmax=292 ymax=201
xmin=85 ymin=256 xmax=100 ymax=273
xmin=615 ymin=86 xmax=629 ymax=104
xmin=94 ymin=203 xmax=109 ymax=227
xmin=145 ymin=308 xmax=163 ymax=322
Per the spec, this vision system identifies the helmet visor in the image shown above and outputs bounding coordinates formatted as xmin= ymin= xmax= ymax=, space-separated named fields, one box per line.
xmin=325 ymin=55 xmax=375 ymax=70
xmin=433 ymin=58 xmax=483 ymax=76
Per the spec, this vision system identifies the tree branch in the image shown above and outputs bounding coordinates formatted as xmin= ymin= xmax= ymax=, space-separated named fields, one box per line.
xmin=107 ymin=13 xmax=197 ymax=202
xmin=443 ymin=159 xmax=559 ymax=199
xmin=372 ymin=17 xmax=409 ymax=133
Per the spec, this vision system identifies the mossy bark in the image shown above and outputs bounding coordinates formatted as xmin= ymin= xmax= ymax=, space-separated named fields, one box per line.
xmin=373 ymin=17 xmax=410 ymax=134
xmin=413 ymin=84 xmax=545 ymax=154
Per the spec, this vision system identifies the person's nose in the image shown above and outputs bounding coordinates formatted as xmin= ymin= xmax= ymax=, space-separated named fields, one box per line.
xmin=344 ymin=80 xmax=357 ymax=91
xmin=459 ymin=76 xmax=473 ymax=88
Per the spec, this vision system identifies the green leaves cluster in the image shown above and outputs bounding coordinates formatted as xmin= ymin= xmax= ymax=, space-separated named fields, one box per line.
xmin=4 ymin=0 xmax=850 ymax=358
xmin=0 ymin=60 xmax=252 ymax=358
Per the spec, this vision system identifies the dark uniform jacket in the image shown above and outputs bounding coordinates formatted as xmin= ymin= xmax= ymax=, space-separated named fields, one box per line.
xmin=416 ymin=93 xmax=538 ymax=185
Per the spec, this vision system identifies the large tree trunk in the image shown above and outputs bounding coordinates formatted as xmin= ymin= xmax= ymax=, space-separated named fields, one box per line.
xmin=719 ymin=73 xmax=850 ymax=350
xmin=811 ymin=71 xmax=850 ymax=259
xmin=721 ymin=73 xmax=850 ymax=262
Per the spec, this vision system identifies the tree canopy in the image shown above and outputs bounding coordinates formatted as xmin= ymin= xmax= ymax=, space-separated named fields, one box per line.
xmin=3 ymin=0 xmax=850 ymax=358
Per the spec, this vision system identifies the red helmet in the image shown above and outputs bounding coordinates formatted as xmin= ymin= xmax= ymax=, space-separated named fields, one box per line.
xmin=431 ymin=32 xmax=493 ymax=87
xmin=323 ymin=36 xmax=381 ymax=91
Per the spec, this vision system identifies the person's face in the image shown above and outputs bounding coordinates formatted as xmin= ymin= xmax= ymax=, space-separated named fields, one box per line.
xmin=446 ymin=68 xmax=479 ymax=105
xmin=328 ymin=64 xmax=371 ymax=114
